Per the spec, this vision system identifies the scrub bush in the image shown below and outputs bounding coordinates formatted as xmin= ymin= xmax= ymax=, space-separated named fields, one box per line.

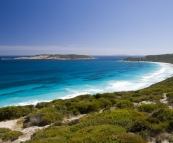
xmin=116 ymin=100 xmax=134 ymax=109
xmin=2 ymin=130 xmax=23 ymax=141
xmin=138 ymin=104 xmax=157 ymax=113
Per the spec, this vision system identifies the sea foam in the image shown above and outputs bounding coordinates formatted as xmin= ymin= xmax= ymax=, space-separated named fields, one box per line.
xmin=1 ymin=59 xmax=173 ymax=107
xmin=16 ymin=62 xmax=173 ymax=106
xmin=106 ymin=62 xmax=173 ymax=92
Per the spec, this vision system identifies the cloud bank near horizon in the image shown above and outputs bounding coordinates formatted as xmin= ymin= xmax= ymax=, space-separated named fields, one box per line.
xmin=0 ymin=46 xmax=172 ymax=56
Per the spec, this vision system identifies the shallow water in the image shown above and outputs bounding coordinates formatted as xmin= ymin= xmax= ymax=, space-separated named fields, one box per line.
xmin=0 ymin=56 xmax=173 ymax=107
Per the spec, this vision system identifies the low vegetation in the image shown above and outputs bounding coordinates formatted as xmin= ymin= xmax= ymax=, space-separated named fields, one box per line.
xmin=1 ymin=76 xmax=173 ymax=142
xmin=0 ymin=128 xmax=23 ymax=142
xmin=0 ymin=105 xmax=35 ymax=121
xmin=123 ymin=54 xmax=173 ymax=63
xmin=16 ymin=54 xmax=94 ymax=60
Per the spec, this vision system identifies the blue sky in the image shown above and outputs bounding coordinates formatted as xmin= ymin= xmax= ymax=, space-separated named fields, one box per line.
xmin=0 ymin=0 xmax=173 ymax=55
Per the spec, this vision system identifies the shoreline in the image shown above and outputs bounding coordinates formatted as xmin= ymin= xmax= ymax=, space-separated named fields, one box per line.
xmin=1 ymin=61 xmax=173 ymax=143
xmin=1 ymin=61 xmax=173 ymax=108
xmin=58 ymin=61 xmax=173 ymax=97
xmin=120 ymin=60 xmax=173 ymax=69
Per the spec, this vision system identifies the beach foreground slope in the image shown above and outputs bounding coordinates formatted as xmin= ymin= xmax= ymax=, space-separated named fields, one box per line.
xmin=1 ymin=54 xmax=173 ymax=143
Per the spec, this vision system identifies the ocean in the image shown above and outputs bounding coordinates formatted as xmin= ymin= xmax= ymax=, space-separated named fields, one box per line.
xmin=0 ymin=56 xmax=173 ymax=107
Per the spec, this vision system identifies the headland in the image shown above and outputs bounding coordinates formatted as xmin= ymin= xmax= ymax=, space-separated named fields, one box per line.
xmin=122 ymin=54 xmax=173 ymax=64
xmin=14 ymin=54 xmax=94 ymax=60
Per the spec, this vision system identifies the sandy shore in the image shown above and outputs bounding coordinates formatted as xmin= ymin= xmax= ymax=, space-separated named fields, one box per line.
xmin=0 ymin=119 xmax=18 ymax=129
xmin=0 ymin=118 xmax=49 ymax=143
xmin=0 ymin=114 xmax=86 ymax=143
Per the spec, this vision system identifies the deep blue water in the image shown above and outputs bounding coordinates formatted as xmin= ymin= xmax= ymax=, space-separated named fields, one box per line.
xmin=0 ymin=56 xmax=173 ymax=107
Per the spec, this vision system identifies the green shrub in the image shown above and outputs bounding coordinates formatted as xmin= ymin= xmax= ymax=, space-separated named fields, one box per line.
xmin=54 ymin=103 xmax=67 ymax=111
xmin=0 ymin=128 xmax=11 ymax=133
xmin=35 ymin=102 xmax=50 ymax=109
xmin=2 ymin=130 xmax=23 ymax=141
xmin=147 ymin=117 xmax=159 ymax=124
xmin=140 ymin=96 xmax=150 ymax=101
xmin=0 ymin=105 xmax=35 ymax=121
xmin=97 ymin=98 xmax=112 ymax=108
xmin=117 ymin=133 xmax=147 ymax=143
xmin=100 ymin=109 xmax=133 ymax=129
xmin=138 ymin=104 xmax=157 ymax=113
xmin=168 ymin=120 xmax=173 ymax=131
xmin=129 ymin=110 xmax=149 ymax=132
xmin=87 ymin=101 xmax=100 ymax=112
xmin=27 ymin=126 xmax=72 ymax=142
xmin=75 ymin=94 xmax=93 ymax=102
xmin=70 ymin=125 xmax=126 ymax=143
xmin=166 ymin=92 xmax=173 ymax=104
xmin=93 ymin=92 xmax=116 ymax=99
xmin=24 ymin=107 xmax=63 ymax=127
xmin=130 ymin=118 xmax=148 ymax=132
xmin=70 ymin=110 xmax=133 ymax=132
xmin=149 ymin=122 xmax=168 ymax=135
xmin=131 ymin=97 xmax=142 ymax=103
xmin=153 ymin=88 xmax=163 ymax=92
xmin=53 ymin=121 xmax=62 ymax=126
xmin=0 ymin=128 xmax=11 ymax=138
xmin=167 ymin=92 xmax=173 ymax=97
xmin=116 ymin=100 xmax=134 ymax=109
xmin=39 ymin=113 xmax=55 ymax=126
xmin=157 ymin=103 xmax=169 ymax=109
xmin=152 ymin=108 xmax=173 ymax=122
xmin=75 ymin=102 xmax=89 ymax=114
xmin=169 ymin=137 xmax=173 ymax=143
xmin=71 ymin=108 xmax=80 ymax=115
xmin=132 ymin=93 xmax=141 ymax=97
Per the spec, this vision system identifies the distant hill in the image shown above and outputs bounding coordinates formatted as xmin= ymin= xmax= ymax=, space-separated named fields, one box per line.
xmin=122 ymin=54 xmax=173 ymax=64
xmin=14 ymin=54 xmax=94 ymax=60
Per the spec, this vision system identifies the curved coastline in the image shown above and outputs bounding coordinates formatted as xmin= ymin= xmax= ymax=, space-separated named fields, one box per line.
xmin=1 ymin=60 xmax=173 ymax=143
xmin=113 ymin=61 xmax=173 ymax=90
xmin=1 ymin=60 xmax=173 ymax=107
xmin=13 ymin=61 xmax=173 ymax=107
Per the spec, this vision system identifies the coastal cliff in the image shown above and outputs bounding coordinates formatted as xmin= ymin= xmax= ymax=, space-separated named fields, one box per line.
xmin=15 ymin=54 xmax=94 ymax=60
xmin=122 ymin=54 xmax=173 ymax=64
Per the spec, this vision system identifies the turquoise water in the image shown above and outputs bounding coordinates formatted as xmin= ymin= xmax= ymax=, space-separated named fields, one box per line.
xmin=0 ymin=56 xmax=173 ymax=107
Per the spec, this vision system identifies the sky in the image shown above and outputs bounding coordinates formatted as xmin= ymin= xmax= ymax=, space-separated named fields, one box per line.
xmin=0 ymin=0 xmax=173 ymax=55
